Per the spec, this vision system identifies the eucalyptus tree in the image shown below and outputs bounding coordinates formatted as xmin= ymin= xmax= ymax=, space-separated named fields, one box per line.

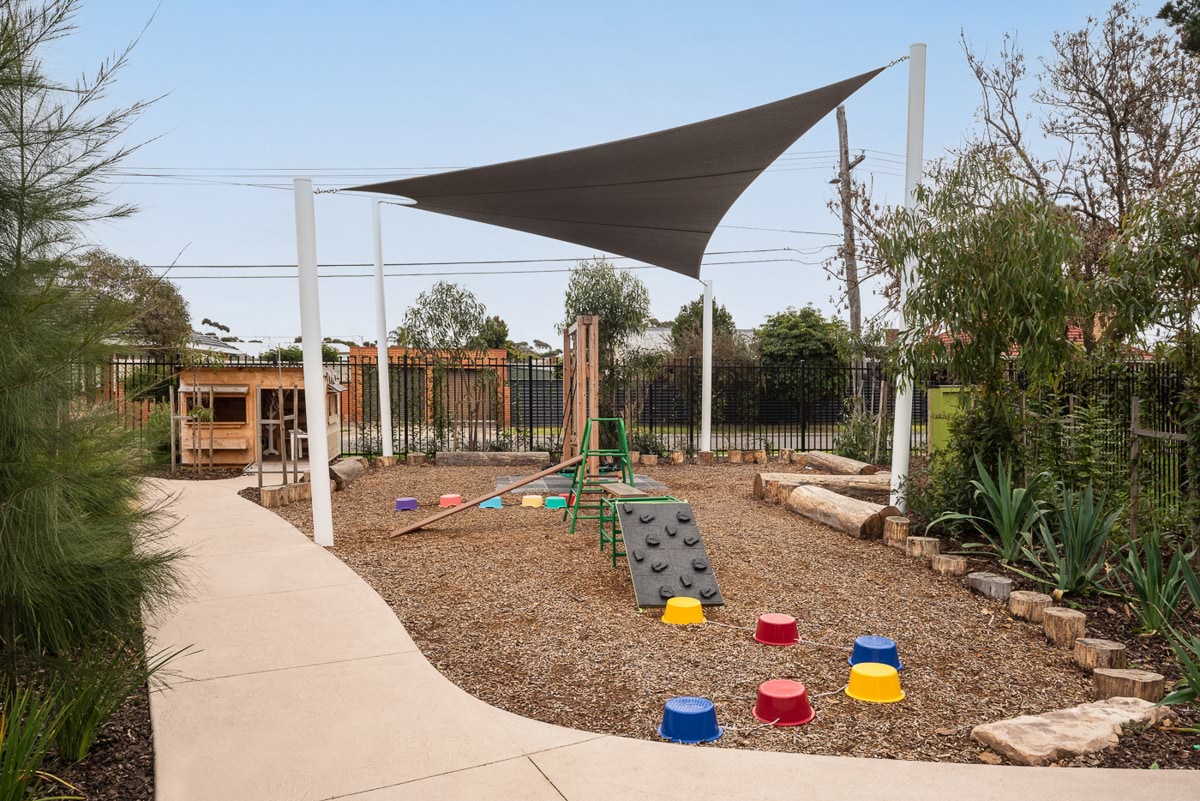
xmin=962 ymin=2 xmax=1200 ymax=350
xmin=882 ymin=153 xmax=1084 ymax=469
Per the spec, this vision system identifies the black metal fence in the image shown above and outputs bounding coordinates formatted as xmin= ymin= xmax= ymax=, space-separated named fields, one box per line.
xmin=103 ymin=355 xmax=1184 ymax=498
xmin=101 ymin=353 xmax=926 ymax=459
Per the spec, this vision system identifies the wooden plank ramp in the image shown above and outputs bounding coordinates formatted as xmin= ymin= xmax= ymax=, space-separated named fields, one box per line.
xmin=389 ymin=454 xmax=584 ymax=537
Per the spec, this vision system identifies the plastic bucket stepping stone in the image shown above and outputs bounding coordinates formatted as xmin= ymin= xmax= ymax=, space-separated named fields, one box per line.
xmin=657 ymin=697 xmax=722 ymax=743
xmin=845 ymin=663 xmax=905 ymax=703
xmin=438 ymin=494 xmax=462 ymax=508
xmin=479 ymin=497 xmax=502 ymax=509
xmin=544 ymin=495 xmax=567 ymax=510
xmin=521 ymin=495 xmax=544 ymax=508
xmin=753 ymin=679 xmax=815 ymax=726
xmin=754 ymin=613 xmax=799 ymax=646
xmin=848 ymin=635 xmax=903 ymax=670
xmin=394 ymin=497 xmax=418 ymax=512
xmin=661 ymin=597 xmax=705 ymax=625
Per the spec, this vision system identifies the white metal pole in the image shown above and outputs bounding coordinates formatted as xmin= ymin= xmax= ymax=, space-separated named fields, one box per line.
xmin=700 ymin=279 xmax=713 ymax=453
xmin=889 ymin=43 xmax=926 ymax=511
xmin=372 ymin=201 xmax=394 ymax=458
xmin=294 ymin=177 xmax=335 ymax=547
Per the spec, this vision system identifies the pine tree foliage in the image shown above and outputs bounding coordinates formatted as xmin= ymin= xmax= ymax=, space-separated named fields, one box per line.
xmin=0 ymin=0 xmax=181 ymax=683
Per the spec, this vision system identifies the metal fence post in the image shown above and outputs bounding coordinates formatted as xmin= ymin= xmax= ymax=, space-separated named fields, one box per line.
xmin=402 ymin=354 xmax=409 ymax=454
xmin=527 ymin=355 xmax=535 ymax=451
xmin=799 ymin=361 xmax=807 ymax=452
xmin=687 ymin=356 xmax=695 ymax=453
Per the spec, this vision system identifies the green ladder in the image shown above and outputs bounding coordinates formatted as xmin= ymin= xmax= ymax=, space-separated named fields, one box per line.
xmin=563 ymin=417 xmax=634 ymax=535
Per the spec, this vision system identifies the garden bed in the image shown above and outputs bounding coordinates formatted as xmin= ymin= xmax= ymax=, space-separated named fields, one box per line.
xmin=52 ymin=683 xmax=155 ymax=800
xmin=270 ymin=462 xmax=1196 ymax=768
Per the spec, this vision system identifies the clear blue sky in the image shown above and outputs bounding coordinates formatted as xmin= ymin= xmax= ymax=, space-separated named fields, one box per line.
xmin=50 ymin=0 xmax=1129 ymax=352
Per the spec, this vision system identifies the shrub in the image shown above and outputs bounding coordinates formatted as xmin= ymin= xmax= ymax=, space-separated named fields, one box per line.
xmin=1117 ymin=529 xmax=1191 ymax=635
xmin=628 ymin=431 xmax=666 ymax=456
xmin=930 ymin=455 xmax=1050 ymax=564
xmin=833 ymin=399 xmax=882 ymax=464
xmin=1026 ymin=484 xmax=1116 ymax=596
xmin=0 ymin=685 xmax=77 ymax=801
xmin=141 ymin=402 xmax=173 ymax=466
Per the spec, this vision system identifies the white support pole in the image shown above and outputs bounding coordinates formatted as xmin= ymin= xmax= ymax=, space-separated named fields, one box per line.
xmin=889 ymin=43 xmax=926 ymax=511
xmin=700 ymin=279 xmax=713 ymax=453
xmin=372 ymin=201 xmax=394 ymax=458
xmin=294 ymin=178 xmax=335 ymax=547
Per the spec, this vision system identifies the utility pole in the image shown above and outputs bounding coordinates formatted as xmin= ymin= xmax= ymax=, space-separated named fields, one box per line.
xmin=835 ymin=104 xmax=866 ymax=408
xmin=835 ymin=104 xmax=865 ymax=343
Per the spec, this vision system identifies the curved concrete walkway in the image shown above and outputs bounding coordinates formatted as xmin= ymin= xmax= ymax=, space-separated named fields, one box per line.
xmin=145 ymin=477 xmax=1197 ymax=801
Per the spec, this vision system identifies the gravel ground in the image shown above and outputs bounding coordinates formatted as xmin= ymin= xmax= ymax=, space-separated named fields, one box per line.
xmin=271 ymin=462 xmax=1195 ymax=767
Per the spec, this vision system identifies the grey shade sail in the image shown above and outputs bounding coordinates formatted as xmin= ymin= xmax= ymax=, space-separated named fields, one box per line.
xmin=350 ymin=68 xmax=885 ymax=279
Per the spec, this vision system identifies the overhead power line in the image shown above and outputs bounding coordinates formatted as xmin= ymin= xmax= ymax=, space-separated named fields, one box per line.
xmin=159 ymin=256 xmax=828 ymax=281
xmin=145 ymin=247 xmax=801 ymax=271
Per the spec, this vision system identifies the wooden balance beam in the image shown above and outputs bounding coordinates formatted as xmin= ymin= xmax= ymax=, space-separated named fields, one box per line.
xmin=388 ymin=454 xmax=585 ymax=537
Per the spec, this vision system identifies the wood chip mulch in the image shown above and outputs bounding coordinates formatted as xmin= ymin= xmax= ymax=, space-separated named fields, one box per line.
xmin=53 ymin=682 xmax=155 ymax=800
xmin=270 ymin=462 xmax=1198 ymax=768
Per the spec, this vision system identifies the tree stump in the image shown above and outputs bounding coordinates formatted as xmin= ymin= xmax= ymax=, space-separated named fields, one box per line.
xmin=641 ymin=453 xmax=659 ymax=466
xmin=789 ymin=450 xmax=805 ymax=464
xmin=882 ymin=516 xmax=910 ymax=548
xmin=407 ymin=453 xmax=426 ymax=466
xmin=698 ymin=450 xmax=714 ymax=465
xmin=1093 ymin=668 xmax=1164 ymax=702
xmin=779 ymin=449 xmax=794 ymax=463
xmin=669 ymin=450 xmax=686 ymax=465
xmin=728 ymin=449 xmax=744 ymax=464
xmin=628 ymin=451 xmax=641 ymax=465
xmin=965 ymin=572 xmax=1014 ymax=601
xmin=374 ymin=456 xmax=397 ymax=468
xmin=905 ymin=536 xmax=940 ymax=560
xmin=1073 ymin=638 xmax=1128 ymax=673
xmin=1008 ymin=590 xmax=1053 ymax=623
xmin=1043 ymin=607 xmax=1087 ymax=648
xmin=753 ymin=449 xmax=768 ymax=465
xmin=932 ymin=554 xmax=968 ymax=576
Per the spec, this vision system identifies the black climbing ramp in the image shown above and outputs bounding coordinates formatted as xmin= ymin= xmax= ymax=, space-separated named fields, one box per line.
xmin=618 ymin=501 xmax=723 ymax=607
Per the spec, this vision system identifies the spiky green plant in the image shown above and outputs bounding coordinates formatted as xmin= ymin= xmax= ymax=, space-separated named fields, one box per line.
xmin=1117 ymin=529 xmax=1191 ymax=635
xmin=0 ymin=686 xmax=80 ymax=801
xmin=51 ymin=640 xmax=185 ymax=762
xmin=929 ymin=455 xmax=1050 ymax=563
xmin=0 ymin=0 xmax=182 ymax=688
xmin=1025 ymin=484 xmax=1116 ymax=596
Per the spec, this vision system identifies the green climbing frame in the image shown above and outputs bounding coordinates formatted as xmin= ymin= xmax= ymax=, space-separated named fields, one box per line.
xmin=563 ymin=417 xmax=634 ymax=535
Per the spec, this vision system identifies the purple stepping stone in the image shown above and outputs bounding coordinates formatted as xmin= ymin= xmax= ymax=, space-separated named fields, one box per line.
xmin=395 ymin=497 xmax=418 ymax=512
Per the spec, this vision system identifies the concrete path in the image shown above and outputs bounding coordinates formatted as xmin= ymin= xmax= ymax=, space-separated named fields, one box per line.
xmin=146 ymin=478 xmax=1198 ymax=801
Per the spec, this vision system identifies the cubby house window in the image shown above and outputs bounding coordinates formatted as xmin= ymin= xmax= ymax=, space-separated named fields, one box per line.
xmin=187 ymin=394 xmax=247 ymax=423
xmin=213 ymin=396 xmax=247 ymax=423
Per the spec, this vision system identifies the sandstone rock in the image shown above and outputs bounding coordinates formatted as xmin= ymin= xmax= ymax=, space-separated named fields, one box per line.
xmin=330 ymin=457 xmax=366 ymax=490
xmin=970 ymin=697 xmax=1168 ymax=766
